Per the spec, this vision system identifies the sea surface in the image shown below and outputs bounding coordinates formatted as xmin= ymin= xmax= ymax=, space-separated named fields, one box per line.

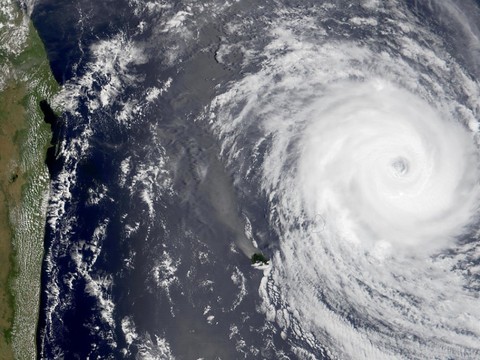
xmin=33 ymin=0 xmax=480 ymax=359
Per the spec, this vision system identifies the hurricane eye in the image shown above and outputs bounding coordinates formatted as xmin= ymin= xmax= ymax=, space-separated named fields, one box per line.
xmin=390 ymin=157 xmax=409 ymax=176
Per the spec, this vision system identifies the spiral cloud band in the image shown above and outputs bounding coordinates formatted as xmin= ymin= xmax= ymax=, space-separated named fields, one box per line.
xmin=207 ymin=1 xmax=480 ymax=359
xmin=297 ymin=79 xmax=480 ymax=255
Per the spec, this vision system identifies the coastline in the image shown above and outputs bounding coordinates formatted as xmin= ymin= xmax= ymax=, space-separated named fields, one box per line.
xmin=0 ymin=3 xmax=59 ymax=359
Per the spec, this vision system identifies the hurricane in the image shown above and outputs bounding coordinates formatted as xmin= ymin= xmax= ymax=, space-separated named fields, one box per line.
xmin=206 ymin=1 xmax=480 ymax=359
xmin=30 ymin=0 xmax=480 ymax=358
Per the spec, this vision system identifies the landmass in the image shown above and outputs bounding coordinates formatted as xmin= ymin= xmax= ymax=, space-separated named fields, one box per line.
xmin=251 ymin=253 xmax=269 ymax=265
xmin=0 ymin=2 xmax=59 ymax=359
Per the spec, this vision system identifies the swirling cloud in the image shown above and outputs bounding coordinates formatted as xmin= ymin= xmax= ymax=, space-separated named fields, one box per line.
xmin=207 ymin=2 xmax=480 ymax=359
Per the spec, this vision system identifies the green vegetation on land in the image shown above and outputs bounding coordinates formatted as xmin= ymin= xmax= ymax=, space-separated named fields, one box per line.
xmin=0 ymin=2 xmax=59 ymax=359
xmin=251 ymin=253 xmax=269 ymax=265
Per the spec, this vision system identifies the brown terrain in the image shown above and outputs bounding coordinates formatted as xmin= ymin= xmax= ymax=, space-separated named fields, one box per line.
xmin=0 ymin=82 xmax=28 ymax=358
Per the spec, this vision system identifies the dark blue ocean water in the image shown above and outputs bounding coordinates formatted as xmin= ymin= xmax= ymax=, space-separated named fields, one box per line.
xmin=32 ymin=0 xmax=291 ymax=358
xmin=32 ymin=0 xmax=480 ymax=358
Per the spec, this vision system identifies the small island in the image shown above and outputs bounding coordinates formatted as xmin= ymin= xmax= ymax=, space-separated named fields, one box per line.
xmin=251 ymin=253 xmax=269 ymax=265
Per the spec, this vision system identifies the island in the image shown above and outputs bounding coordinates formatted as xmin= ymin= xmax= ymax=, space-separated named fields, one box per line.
xmin=251 ymin=253 xmax=270 ymax=265
xmin=0 ymin=2 xmax=59 ymax=359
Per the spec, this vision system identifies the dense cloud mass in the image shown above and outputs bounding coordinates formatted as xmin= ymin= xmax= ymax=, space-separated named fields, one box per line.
xmin=207 ymin=1 xmax=480 ymax=358
xmin=34 ymin=0 xmax=480 ymax=358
